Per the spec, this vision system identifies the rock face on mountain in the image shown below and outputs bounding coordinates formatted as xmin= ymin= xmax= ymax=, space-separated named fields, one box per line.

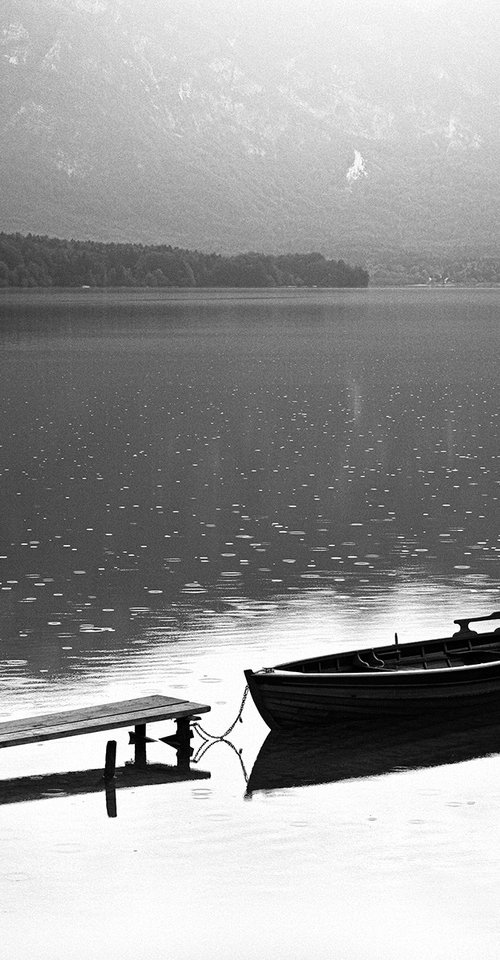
xmin=1 ymin=0 xmax=499 ymax=260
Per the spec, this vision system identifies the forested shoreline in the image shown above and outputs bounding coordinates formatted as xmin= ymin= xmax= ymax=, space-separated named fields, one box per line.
xmin=0 ymin=232 xmax=369 ymax=289
xmin=369 ymin=253 xmax=500 ymax=286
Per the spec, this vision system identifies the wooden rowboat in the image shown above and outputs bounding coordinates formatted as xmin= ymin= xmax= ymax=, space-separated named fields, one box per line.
xmin=245 ymin=612 xmax=500 ymax=730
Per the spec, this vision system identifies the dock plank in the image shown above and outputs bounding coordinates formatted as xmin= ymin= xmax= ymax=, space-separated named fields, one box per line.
xmin=0 ymin=696 xmax=193 ymax=733
xmin=0 ymin=695 xmax=210 ymax=749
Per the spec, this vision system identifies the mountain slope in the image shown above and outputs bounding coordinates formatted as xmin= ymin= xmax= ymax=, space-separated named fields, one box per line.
xmin=1 ymin=0 xmax=499 ymax=259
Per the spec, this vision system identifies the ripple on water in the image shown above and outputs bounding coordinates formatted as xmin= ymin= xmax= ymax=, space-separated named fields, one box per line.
xmin=0 ymin=291 xmax=497 ymax=682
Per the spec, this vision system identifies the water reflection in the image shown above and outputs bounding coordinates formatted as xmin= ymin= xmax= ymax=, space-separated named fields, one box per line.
xmin=246 ymin=708 xmax=500 ymax=796
xmin=0 ymin=762 xmax=210 ymax=818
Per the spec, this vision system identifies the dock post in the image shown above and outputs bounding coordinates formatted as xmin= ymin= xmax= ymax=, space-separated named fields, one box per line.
xmin=175 ymin=717 xmax=192 ymax=771
xmin=158 ymin=715 xmax=195 ymax=769
xmin=104 ymin=740 xmax=117 ymax=780
xmin=133 ymin=724 xmax=148 ymax=769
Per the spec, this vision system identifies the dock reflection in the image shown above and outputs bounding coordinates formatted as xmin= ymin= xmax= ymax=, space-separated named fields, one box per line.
xmin=0 ymin=763 xmax=210 ymax=818
xmin=246 ymin=709 xmax=500 ymax=796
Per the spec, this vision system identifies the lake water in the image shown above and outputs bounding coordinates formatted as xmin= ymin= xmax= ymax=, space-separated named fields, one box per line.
xmin=0 ymin=287 xmax=498 ymax=959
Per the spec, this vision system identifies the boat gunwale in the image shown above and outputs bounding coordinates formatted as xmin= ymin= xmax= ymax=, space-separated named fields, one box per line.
xmin=257 ymin=658 xmax=500 ymax=679
xmin=269 ymin=628 xmax=500 ymax=674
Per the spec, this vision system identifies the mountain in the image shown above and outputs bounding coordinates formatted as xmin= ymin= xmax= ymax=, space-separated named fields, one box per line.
xmin=1 ymin=0 xmax=499 ymax=262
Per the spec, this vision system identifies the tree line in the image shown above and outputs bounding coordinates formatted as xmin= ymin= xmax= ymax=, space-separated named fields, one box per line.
xmin=0 ymin=232 xmax=369 ymax=288
xmin=369 ymin=252 xmax=500 ymax=286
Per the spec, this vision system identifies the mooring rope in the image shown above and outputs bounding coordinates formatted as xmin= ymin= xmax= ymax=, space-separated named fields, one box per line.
xmin=192 ymin=735 xmax=250 ymax=784
xmin=193 ymin=684 xmax=249 ymax=742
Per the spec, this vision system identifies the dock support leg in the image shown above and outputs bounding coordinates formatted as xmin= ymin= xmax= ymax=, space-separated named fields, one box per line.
xmin=158 ymin=715 xmax=195 ymax=770
xmin=133 ymin=723 xmax=148 ymax=769
xmin=175 ymin=717 xmax=192 ymax=771
xmin=104 ymin=739 xmax=117 ymax=780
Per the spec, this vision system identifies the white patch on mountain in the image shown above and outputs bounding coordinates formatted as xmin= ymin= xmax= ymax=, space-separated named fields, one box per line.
xmin=42 ymin=39 xmax=62 ymax=72
xmin=1 ymin=22 xmax=30 ymax=64
xmin=446 ymin=116 xmax=483 ymax=152
xmin=55 ymin=150 xmax=77 ymax=177
xmin=346 ymin=150 xmax=367 ymax=183
xmin=178 ymin=80 xmax=192 ymax=101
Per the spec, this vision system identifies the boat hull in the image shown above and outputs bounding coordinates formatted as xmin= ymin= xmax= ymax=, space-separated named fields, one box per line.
xmin=245 ymin=660 xmax=500 ymax=729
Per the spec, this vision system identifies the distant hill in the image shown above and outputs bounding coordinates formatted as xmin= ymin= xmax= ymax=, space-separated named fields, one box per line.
xmin=1 ymin=0 xmax=499 ymax=262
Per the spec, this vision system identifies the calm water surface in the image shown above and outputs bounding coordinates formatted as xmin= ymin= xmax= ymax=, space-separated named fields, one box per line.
xmin=0 ymin=287 xmax=498 ymax=959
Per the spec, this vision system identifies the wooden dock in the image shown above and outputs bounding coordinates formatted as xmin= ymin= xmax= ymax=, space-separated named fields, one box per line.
xmin=0 ymin=694 xmax=211 ymax=773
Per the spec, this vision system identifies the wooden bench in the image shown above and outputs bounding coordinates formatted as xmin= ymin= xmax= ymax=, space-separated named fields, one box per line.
xmin=0 ymin=695 xmax=211 ymax=774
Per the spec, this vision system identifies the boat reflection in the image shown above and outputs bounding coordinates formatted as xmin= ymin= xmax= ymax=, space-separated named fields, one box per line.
xmin=246 ymin=708 xmax=500 ymax=796
xmin=0 ymin=763 xmax=210 ymax=818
